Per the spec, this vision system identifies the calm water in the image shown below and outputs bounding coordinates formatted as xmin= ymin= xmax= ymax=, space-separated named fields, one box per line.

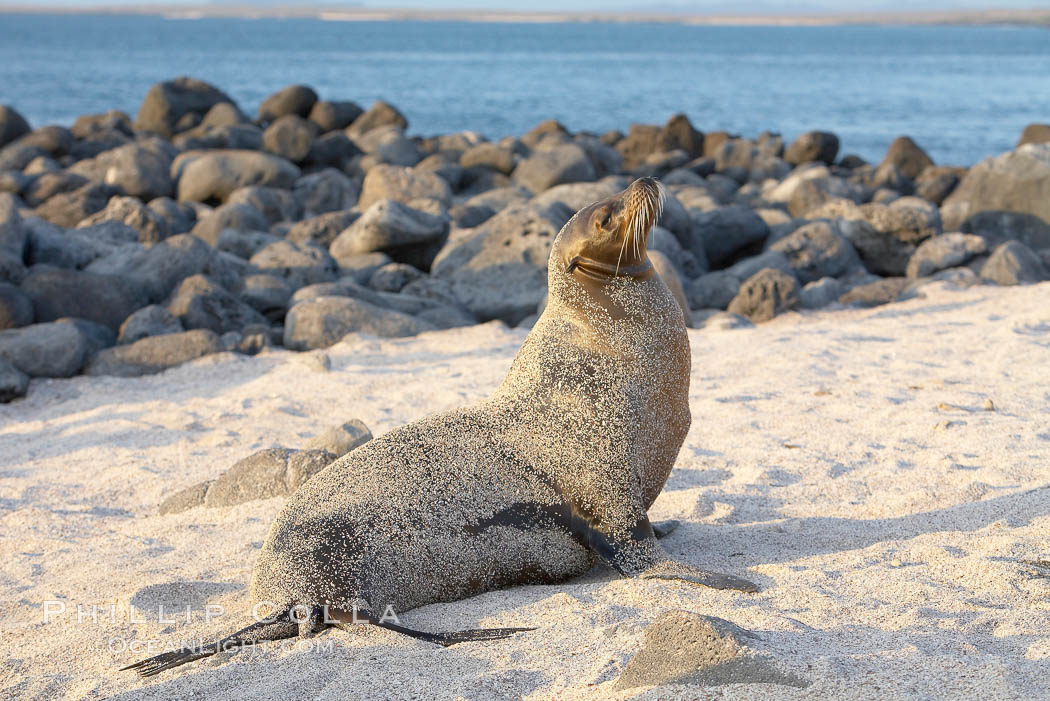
xmin=1 ymin=14 xmax=1048 ymax=165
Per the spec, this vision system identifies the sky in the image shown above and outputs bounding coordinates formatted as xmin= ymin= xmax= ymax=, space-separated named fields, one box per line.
xmin=18 ymin=0 xmax=1050 ymax=12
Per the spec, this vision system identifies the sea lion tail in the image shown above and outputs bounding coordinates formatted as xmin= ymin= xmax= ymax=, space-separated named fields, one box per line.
xmin=119 ymin=615 xmax=298 ymax=677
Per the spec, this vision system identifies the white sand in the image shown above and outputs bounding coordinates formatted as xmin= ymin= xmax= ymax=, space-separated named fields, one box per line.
xmin=2 ymin=280 xmax=1049 ymax=700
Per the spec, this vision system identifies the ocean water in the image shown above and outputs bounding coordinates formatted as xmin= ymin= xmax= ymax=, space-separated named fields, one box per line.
xmin=0 ymin=14 xmax=1048 ymax=166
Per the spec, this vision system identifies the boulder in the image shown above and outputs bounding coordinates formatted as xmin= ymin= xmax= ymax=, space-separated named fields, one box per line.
xmin=355 ymin=126 xmax=422 ymax=167
xmin=205 ymin=448 xmax=336 ymax=507
xmin=769 ymin=220 xmax=862 ymax=284
xmin=841 ymin=197 xmax=943 ymax=276
xmin=217 ymin=229 xmax=282 ymax=260
xmin=308 ymin=100 xmax=363 ymax=133
xmin=347 ymin=100 xmax=408 ymax=137
xmin=0 ymin=105 xmax=31 ymax=147
xmin=616 ymin=124 xmax=661 ymax=170
xmin=358 ymin=164 xmax=452 ymax=210
xmin=33 ymin=183 xmax=115 ymax=228
xmin=0 ymin=321 xmax=90 ymax=377
xmin=21 ymin=268 xmax=148 ymax=331
xmin=693 ymin=205 xmax=769 ymax=268
xmin=84 ymin=328 xmax=221 ymax=377
xmin=118 ymin=304 xmax=185 ymax=344
xmin=784 ymin=131 xmax=839 ymax=165
xmin=368 ymin=262 xmax=424 ymax=292
xmin=174 ymin=124 xmax=263 ymax=152
xmin=189 ymin=201 xmax=270 ymax=247
xmin=658 ymin=114 xmax=704 ymax=159
xmin=727 ymin=268 xmax=799 ymax=323
xmin=286 ymin=210 xmax=359 ymax=248
xmin=687 ymin=271 xmax=740 ymax=310
xmin=879 ymin=136 xmax=934 ymax=180
xmin=69 ymin=143 xmax=174 ymax=201
xmin=532 ymin=178 xmax=628 ymax=213
xmin=914 ymin=166 xmax=962 ymax=205
xmin=135 ymin=76 xmax=235 ymax=138
xmin=941 ymin=144 xmax=1050 ymax=230
xmin=85 ymin=233 xmax=212 ymax=302
xmin=1017 ymin=124 xmax=1050 ymax=147
xmin=257 ymin=84 xmax=318 ymax=123
xmin=0 ymin=357 xmax=29 ymax=402
xmin=460 ymin=142 xmax=516 ymax=175
xmin=23 ymin=171 xmax=90 ymax=208
xmin=293 ymin=168 xmax=358 ymax=217
xmin=512 ymin=144 xmax=596 ymax=193
xmin=905 ymin=233 xmax=987 ymax=279
xmin=249 ymin=240 xmax=338 ymax=289
xmin=262 ymin=115 xmax=316 ymax=163
xmin=303 ymin=419 xmax=373 ymax=456
xmin=0 ymin=193 xmax=27 ymax=259
xmin=337 ymin=252 xmax=393 ymax=285
xmin=800 ymin=277 xmax=844 ymax=309
xmin=167 ymin=274 xmax=267 ymax=334
xmin=430 ymin=202 xmax=568 ymax=324
xmin=330 ymin=199 xmax=449 ymax=270
xmin=175 ymin=150 xmax=300 ymax=203
xmin=0 ymin=282 xmax=33 ymax=329
xmin=78 ymin=195 xmax=171 ymax=244
xmin=226 ymin=185 xmax=302 ymax=224
xmin=240 ymin=274 xmax=292 ymax=318
xmin=283 ymin=296 xmax=434 ymax=350
xmin=980 ymin=241 xmax=1048 ymax=285
xmin=149 ymin=197 xmax=197 ymax=235
xmin=960 ymin=210 xmax=1050 ymax=251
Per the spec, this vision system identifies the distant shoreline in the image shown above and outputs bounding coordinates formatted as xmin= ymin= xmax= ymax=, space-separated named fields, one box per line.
xmin=0 ymin=6 xmax=1048 ymax=28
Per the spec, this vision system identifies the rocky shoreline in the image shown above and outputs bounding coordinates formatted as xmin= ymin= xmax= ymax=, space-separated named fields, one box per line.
xmin=1 ymin=77 xmax=1048 ymax=403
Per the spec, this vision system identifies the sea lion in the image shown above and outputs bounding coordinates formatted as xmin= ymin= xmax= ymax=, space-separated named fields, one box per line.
xmin=123 ymin=177 xmax=756 ymax=677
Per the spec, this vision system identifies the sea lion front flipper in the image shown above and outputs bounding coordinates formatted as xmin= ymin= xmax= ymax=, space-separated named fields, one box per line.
xmin=638 ymin=559 xmax=758 ymax=593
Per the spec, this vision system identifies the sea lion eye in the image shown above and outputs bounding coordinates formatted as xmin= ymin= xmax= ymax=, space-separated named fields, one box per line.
xmin=600 ymin=212 xmax=613 ymax=229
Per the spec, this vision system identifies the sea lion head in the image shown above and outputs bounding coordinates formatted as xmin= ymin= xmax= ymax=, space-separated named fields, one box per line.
xmin=550 ymin=177 xmax=666 ymax=286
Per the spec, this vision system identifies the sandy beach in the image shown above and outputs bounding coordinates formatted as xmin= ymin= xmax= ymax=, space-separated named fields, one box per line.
xmin=2 ymin=279 xmax=1048 ymax=699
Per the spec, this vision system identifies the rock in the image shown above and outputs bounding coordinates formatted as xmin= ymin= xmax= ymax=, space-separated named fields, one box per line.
xmin=356 ymin=126 xmax=422 ymax=167
xmin=0 ymin=105 xmax=31 ymax=147
xmin=532 ymin=178 xmax=627 ymax=213
xmin=286 ymin=210 xmax=359 ymax=248
xmin=658 ymin=114 xmax=704 ymax=159
xmin=201 ymin=448 xmax=336 ymax=509
xmin=158 ymin=480 xmax=214 ymax=515
xmin=149 ymin=197 xmax=197 ymax=235
xmin=726 ymin=249 xmax=795 ymax=282
xmin=0 ymin=193 xmax=27 ymax=259
xmin=727 ymin=268 xmax=799 ymax=323
xmin=1017 ymin=124 xmax=1050 ymax=147
xmin=906 ymin=233 xmax=987 ymax=279
xmin=784 ymin=131 xmax=839 ymax=165
xmin=915 ymin=166 xmax=962 ymax=205
xmin=688 ymin=271 xmax=740 ymax=310
xmin=0 ymin=251 xmax=26 ymax=285
xmin=262 ymin=115 xmax=316 ymax=163
xmin=839 ymin=277 xmax=908 ymax=307
xmin=303 ymin=419 xmax=373 ymax=456
xmin=293 ymin=168 xmax=358 ymax=217
xmin=960 ymin=210 xmax=1050 ymax=251
xmin=175 ymin=150 xmax=300 ymax=203
xmin=331 ymin=199 xmax=449 ymax=270
xmin=304 ymin=131 xmax=361 ymax=171
xmin=693 ymin=205 xmax=769 ymax=268
xmin=358 ymin=164 xmax=452 ymax=210
xmin=71 ymin=110 xmax=132 ymax=140
xmin=347 ymin=100 xmax=408 ymax=137
xmin=217 ymin=229 xmax=282 ymax=260
xmin=871 ymin=162 xmax=914 ymax=194
xmin=118 ymin=304 xmax=184 ymax=344
xmin=512 ymin=144 xmax=596 ymax=193
xmin=880 ymin=136 xmax=934 ymax=180
xmin=337 ymin=252 xmax=393 ymax=285
xmin=800 ymin=277 xmax=844 ymax=309
xmin=696 ymin=310 xmax=754 ymax=330
xmin=308 ymin=100 xmax=363 ymax=133
xmin=0 ymin=282 xmax=33 ymax=329
xmin=86 ymin=233 xmax=212 ymax=302
xmin=84 ymin=328 xmax=221 ymax=377
xmin=199 ymin=102 xmax=247 ymax=128
xmin=616 ymin=124 xmax=661 ymax=170
xmin=460 ymin=142 xmax=516 ymax=175
xmin=190 ymin=201 xmax=270 ymax=246
xmin=70 ymin=143 xmax=174 ymax=201
xmin=34 ymin=183 xmax=115 ymax=227
xmin=258 ymin=85 xmax=318 ymax=123
xmin=648 ymin=250 xmax=689 ymax=323
xmin=0 ymin=321 xmax=90 ymax=377
xmin=786 ymin=176 xmax=860 ymax=218
xmin=842 ymin=197 xmax=943 ymax=276
xmin=941 ymin=144 xmax=1050 ymax=230
xmin=980 ymin=241 xmax=1048 ymax=285
xmin=135 ymin=76 xmax=235 ymax=138
xmin=166 ymin=274 xmax=266 ymax=334
xmin=23 ymin=171 xmax=90 ymax=208
xmin=770 ymin=220 xmax=862 ymax=284
xmin=647 ymin=225 xmax=704 ymax=279
xmin=174 ymin=124 xmax=263 ymax=152
xmin=249 ymin=240 xmax=338 ymax=289
xmin=21 ymin=268 xmax=147 ymax=331
xmin=615 ymin=611 xmax=801 ymax=690
xmin=227 ymin=186 xmax=302 ymax=224
xmin=430 ymin=202 xmax=568 ymax=324
xmin=0 ymin=357 xmax=29 ymax=402
xmin=78 ymin=195 xmax=171 ymax=244
xmin=284 ymin=296 xmax=434 ymax=349
xmin=240 ymin=274 xmax=292 ymax=318
xmin=369 ymin=262 xmax=424 ymax=292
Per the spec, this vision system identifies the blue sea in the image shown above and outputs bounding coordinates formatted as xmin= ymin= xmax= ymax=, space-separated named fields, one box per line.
xmin=0 ymin=14 xmax=1048 ymax=166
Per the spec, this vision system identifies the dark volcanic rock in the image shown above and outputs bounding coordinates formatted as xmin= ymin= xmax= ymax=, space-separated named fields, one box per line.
xmin=512 ymin=144 xmax=596 ymax=193
xmin=227 ymin=185 xmax=302 ymax=224
xmin=1017 ymin=123 xmax=1050 ymax=147
xmin=308 ymin=100 xmax=363 ymax=133
xmin=190 ymin=201 xmax=270 ymax=247
xmin=262 ymin=115 xmax=316 ymax=163
xmin=286 ymin=210 xmax=359 ymax=248
xmin=84 ymin=328 xmax=221 ymax=377
xmin=175 ymin=150 xmax=300 ymax=203
xmin=616 ymin=124 xmax=661 ymax=170
xmin=330 ymin=199 xmax=449 ymax=270
xmin=22 ymin=268 xmax=148 ymax=331
xmin=769 ymin=220 xmax=862 ymax=283
xmin=784 ymin=131 xmax=839 ymax=165
xmin=167 ymin=275 xmax=267 ymax=334
xmin=0 ymin=193 xmax=27 ymax=259
xmin=960 ymin=210 xmax=1050 ymax=251
xmin=249 ymin=240 xmax=338 ymax=289
xmin=85 ymin=233 xmax=213 ymax=302
xmin=0 ymin=282 xmax=33 ymax=329
xmin=358 ymin=164 xmax=452 ymax=210
xmin=839 ymin=277 xmax=908 ymax=307
xmin=980 ymin=240 xmax=1048 ymax=285
xmin=69 ymin=142 xmax=174 ymax=201
xmin=34 ymin=182 xmax=115 ymax=227
xmin=694 ymin=205 xmax=770 ymax=268
xmin=135 ymin=76 xmax=235 ymax=138
xmin=118 ymin=304 xmax=185 ymax=344
xmin=347 ymin=100 xmax=408 ymax=137
xmin=0 ymin=321 xmax=91 ymax=377
xmin=0 ymin=105 xmax=31 ymax=147
xmin=368 ymin=262 xmax=424 ymax=293
xmin=284 ymin=296 xmax=435 ymax=349
xmin=941 ymin=144 xmax=1050 ymax=231
xmin=460 ymin=142 xmax=516 ymax=175
xmin=658 ymin=113 xmax=704 ymax=159
xmin=258 ymin=84 xmax=318 ymax=123
xmin=905 ymin=233 xmax=987 ymax=279
xmin=78 ymin=195 xmax=172 ymax=244
xmin=879 ymin=135 xmax=934 ymax=180
xmin=914 ymin=166 xmax=962 ymax=206
xmin=293 ymin=168 xmax=358 ymax=217
xmin=0 ymin=357 xmax=29 ymax=402
xmin=728 ymin=268 xmax=799 ymax=323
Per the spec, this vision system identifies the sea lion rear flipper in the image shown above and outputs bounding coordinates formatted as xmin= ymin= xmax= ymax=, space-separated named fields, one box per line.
xmin=328 ymin=606 xmax=532 ymax=647
xmin=638 ymin=559 xmax=758 ymax=593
